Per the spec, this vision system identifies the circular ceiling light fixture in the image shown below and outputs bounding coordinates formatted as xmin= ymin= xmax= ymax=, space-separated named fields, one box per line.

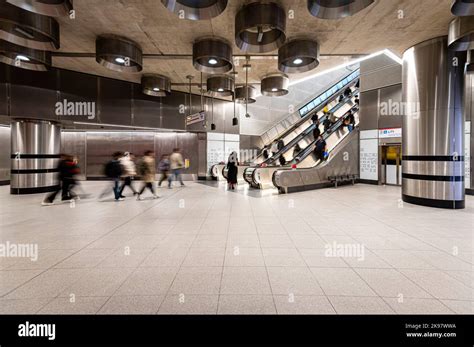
xmin=261 ymin=73 xmax=289 ymax=96
xmin=193 ymin=37 xmax=233 ymax=74
xmin=235 ymin=85 xmax=257 ymax=104
xmin=235 ymin=1 xmax=286 ymax=53
xmin=96 ymin=35 xmax=143 ymax=72
xmin=278 ymin=39 xmax=320 ymax=73
xmin=207 ymin=75 xmax=234 ymax=96
xmin=0 ymin=0 xmax=60 ymax=50
xmin=307 ymin=0 xmax=375 ymax=20
xmin=448 ymin=16 xmax=474 ymax=51
xmin=0 ymin=39 xmax=51 ymax=70
xmin=6 ymin=0 xmax=73 ymax=17
xmin=141 ymin=74 xmax=171 ymax=97
xmin=161 ymin=0 xmax=228 ymax=20
xmin=451 ymin=0 xmax=474 ymax=16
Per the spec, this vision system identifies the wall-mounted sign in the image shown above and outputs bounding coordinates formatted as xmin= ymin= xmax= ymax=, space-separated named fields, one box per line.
xmin=186 ymin=111 xmax=205 ymax=126
xmin=379 ymin=128 xmax=402 ymax=139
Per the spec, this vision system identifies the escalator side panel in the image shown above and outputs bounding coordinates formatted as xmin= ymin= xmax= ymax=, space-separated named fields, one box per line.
xmin=274 ymin=129 xmax=360 ymax=193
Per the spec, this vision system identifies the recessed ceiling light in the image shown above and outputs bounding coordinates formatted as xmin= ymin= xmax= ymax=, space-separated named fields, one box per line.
xmin=208 ymin=58 xmax=218 ymax=65
xmin=115 ymin=57 xmax=126 ymax=64
xmin=16 ymin=55 xmax=30 ymax=61
xmin=293 ymin=58 xmax=303 ymax=65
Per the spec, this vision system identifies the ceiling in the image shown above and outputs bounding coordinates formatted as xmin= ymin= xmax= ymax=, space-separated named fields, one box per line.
xmin=51 ymin=0 xmax=455 ymax=94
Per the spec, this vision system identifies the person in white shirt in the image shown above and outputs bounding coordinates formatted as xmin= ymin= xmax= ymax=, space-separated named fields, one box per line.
xmin=169 ymin=148 xmax=185 ymax=188
xmin=119 ymin=152 xmax=137 ymax=196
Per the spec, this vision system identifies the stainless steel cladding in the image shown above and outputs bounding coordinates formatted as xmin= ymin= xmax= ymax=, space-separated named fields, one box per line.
xmin=451 ymin=0 xmax=474 ymax=17
xmin=10 ymin=119 xmax=61 ymax=194
xmin=278 ymin=39 xmax=320 ymax=74
xmin=467 ymin=50 xmax=474 ymax=73
xmin=161 ymin=0 xmax=228 ymax=21
xmin=0 ymin=39 xmax=51 ymax=71
xmin=0 ymin=125 xmax=10 ymax=183
xmin=235 ymin=85 xmax=257 ymax=104
xmin=402 ymin=36 xmax=465 ymax=209
xmin=273 ymin=129 xmax=360 ymax=193
xmin=448 ymin=16 xmax=474 ymax=51
xmin=6 ymin=0 xmax=73 ymax=17
xmin=141 ymin=74 xmax=171 ymax=97
xmin=260 ymin=73 xmax=289 ymax=96
xmin=96 ymin=35 xmax=143 ymax=73
xmin=307 ymin=0 xmax=375 ymax=20
xmin=192 ymin=37 xmax=233 ymax=74
xmin=235 ymin=1 xmax=286 ymax=53
xmin=0 ymin=0 xmax=60 ymax=50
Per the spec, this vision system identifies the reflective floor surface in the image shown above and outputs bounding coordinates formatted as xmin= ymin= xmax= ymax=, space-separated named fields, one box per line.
xmin=0 ymin=182 xmax=472 ymax=314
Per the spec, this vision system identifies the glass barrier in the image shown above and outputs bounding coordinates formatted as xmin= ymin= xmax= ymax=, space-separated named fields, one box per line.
xmin=298 ymin=69 xmax=360 ymax=117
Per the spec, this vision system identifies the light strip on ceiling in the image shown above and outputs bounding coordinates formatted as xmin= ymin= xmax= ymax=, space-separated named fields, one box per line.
xmin=72 ymin=121 xmax=183 ymax=132
xmin=288 ymin=49 xmax=402 ymax=87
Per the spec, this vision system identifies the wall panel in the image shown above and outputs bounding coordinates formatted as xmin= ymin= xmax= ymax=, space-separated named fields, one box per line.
xmin=0 ymin=125 xmax=10 ymax=183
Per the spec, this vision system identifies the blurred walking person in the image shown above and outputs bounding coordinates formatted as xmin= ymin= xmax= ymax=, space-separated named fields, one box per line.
xmin=119 ymin=152 xmax=137 ymax=197
xmin=137 ymin=150 xmax=158 ymax=200
xmin=99 ymin=152 xmax=124 ymax=201
xmin=169 ymin=148 xmax=185 ymax=188
xmin=42 ymin=154 xmax=80 ymax=205
xmin=158 ymin=154 xmax=170 ymax=187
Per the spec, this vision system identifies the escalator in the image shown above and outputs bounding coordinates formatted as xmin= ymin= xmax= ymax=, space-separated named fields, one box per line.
xmin=252 ymin=69 xmax=360 ymax=165
xmin=210 ymin=163 xmax=249 ymax=184
xmin=244 ymin=103 xmax=359 ymax=189
xmin=273 ymin=127 xmax=359 ymax=194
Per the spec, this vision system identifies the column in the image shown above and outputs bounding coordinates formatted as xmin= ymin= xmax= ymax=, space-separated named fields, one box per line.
xmin=11 ymin=119 xmax=61 ymax=194
xmin=402 ymin=36 xmax=466 ymax=209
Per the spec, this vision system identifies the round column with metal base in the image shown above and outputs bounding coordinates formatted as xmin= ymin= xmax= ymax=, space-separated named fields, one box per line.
xmin=10 ymin=119 xmax=61 ymax=194
xmin=402 ymin=37 xmax=465 ymax=209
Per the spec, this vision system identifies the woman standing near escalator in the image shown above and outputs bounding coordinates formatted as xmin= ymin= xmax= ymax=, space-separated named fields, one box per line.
xmin=226 ymin=151 xmax=239 ymax=190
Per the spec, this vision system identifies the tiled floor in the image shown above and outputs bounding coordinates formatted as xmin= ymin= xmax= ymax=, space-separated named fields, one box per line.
xmin=0 ymin=182 xmax=472 ymax=314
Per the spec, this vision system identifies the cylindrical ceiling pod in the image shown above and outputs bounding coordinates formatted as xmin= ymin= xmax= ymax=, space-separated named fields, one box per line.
xmin=6 ymin=0 xmax=73 ymax=17
xmin=235 ymin=85 xmax=257 ymax=104
xmin=0 ymin=0 xmax=60 ymax=50
xmin=141 ymin=74 xmax=171 ymax=97
xmin=235 ymin=1 xmax=286 ymax=53
xmin=278 ymin=39 xmax=320 ymax=73
xmin=96 ymin=35 xmax=143 ymax=72
xmin=207 ymin=75 xmax=234 ymax=96
xmin=193 ymin=37 xmax=233 ymax=74
xmin=0 ymin=39 xmax=51 ymax=70
xmin=451 ymin=0 xmax=474 ymax=16
xmin=448 ymin=16 xmax=474 ymax=51
xmin=307 ymin=0 xmax=375 ymax=19
xmin=161 ymin=0 xmax=228 ymax=20
xmin=261 ymin=73 xmax=289 ymax=96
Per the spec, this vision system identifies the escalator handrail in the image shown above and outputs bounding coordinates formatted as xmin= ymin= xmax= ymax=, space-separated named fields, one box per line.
xmin=295 ymin=105 xmax=359 ymax=164
xmin=272 ymin=127 xmax=360 ymax=189
xmin=255 ymin=71 xmax=360 ymax=160
xmin=299 ymin=69 xmax=359 ymax=117
xmin=263 ymin=90 xmax=359 ymax=165
xmin=264 ymin=105 xmax=359 ymax=169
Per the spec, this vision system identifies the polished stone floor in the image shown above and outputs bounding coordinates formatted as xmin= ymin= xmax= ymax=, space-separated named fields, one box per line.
xmin=0 ymin=182 xmax=473 ymax=314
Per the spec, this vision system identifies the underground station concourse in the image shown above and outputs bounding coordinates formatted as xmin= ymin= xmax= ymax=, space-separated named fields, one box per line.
xmin=0 ymin=0 xmax=472 ymax=322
